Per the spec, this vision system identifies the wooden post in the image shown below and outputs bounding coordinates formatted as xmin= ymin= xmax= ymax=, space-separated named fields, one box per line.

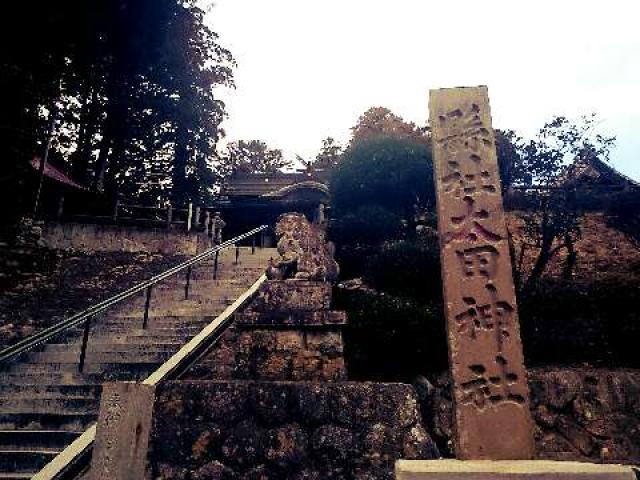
xmin=186 ymin=202 xmax=193 ymax=232
xmin=194 ymin=206 xmax=201 ymax=229
xmin=113 ymin=199 xmax=120 ymax=223
xmin=56 ymin=195 xmax=65 ymax=220
xmin=166 ymin=204 xmax=173 ymax=230
xmin=429 ymin=86 xmax=534 ymax=459
xmin=203 ymin=211 xmax=211 ymax=236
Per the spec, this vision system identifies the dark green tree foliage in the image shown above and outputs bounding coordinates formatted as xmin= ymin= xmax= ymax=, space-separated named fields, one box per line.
xmin=330 ymin=137 xmax=434 ymax=221
xmin=225 ymin=140 xmax=291 ymax=175
xmin=1 ymin=0 xmax=233 ymax=217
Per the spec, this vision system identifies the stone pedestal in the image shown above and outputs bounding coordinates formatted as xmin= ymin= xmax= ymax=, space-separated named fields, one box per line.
xmin=233 ymin=280 xmax=347 ymax=381
xmin=395 ymin=460 xmax=637 ymax=480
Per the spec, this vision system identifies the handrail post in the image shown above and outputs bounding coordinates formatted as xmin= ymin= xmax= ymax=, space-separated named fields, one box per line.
xmin=213 ymin=250 xmax=219 ymax=280
xmin=184 ymin=265 xmax=192 ymax=300
xmin=142 ymin=286 xmax=153 ymax=329
xmin=260 ymin=229 xmax=265 ymax=248
xmin=252 ymin=235 xmax=256 ymax=255
xmin=235 ymin=244 xmax=240 ymax=265
xmin=78 ymin=316 xmax=92 ymax=373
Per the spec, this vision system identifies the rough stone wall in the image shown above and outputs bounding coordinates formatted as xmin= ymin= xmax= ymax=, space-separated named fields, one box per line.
xmin=42 ymin=221 xmax=203 ymax=254
xmin=423 ymin=367 xmax=640 ymax=464
xmin=186 ymin=280 xmax=348 ymax=382
xmin=150 ymin=381 xmax=439 ymax=480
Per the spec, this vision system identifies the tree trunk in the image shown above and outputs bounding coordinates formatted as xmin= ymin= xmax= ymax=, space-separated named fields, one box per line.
xmin=172 ymin=122 xmax=190 ymax=205
xmin=526 ymin=235 xmax=553 ymax=289
xmin=563 ymin=234 xmax=577 ymax=280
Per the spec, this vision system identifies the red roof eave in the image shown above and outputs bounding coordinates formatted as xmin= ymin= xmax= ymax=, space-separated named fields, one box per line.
xmin=30 ymin=157 xmax=88 ymax=191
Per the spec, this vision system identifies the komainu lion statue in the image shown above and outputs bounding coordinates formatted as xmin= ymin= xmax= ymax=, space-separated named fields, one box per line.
xmin=266 ymin=212 xmax=339 ymax=283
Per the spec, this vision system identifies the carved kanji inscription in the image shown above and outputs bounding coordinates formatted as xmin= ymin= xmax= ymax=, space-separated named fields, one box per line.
xmin=429 ymin=86 xmax=534 ymax=460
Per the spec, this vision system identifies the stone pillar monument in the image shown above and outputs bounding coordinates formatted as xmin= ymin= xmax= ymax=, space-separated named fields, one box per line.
xmin=429 ymin=86 xmax=534 ymax=460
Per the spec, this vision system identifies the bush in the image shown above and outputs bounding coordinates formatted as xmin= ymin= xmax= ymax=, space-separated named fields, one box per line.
xmin=329 ymin=205 xmax=405 ymax=247
xmin=518 ymin=276 xmax=640 ymax=367
xmin=364 ymin=239 xmax=441 ymax=303
xmin=335 ymin=288 xmax=448 ymax=382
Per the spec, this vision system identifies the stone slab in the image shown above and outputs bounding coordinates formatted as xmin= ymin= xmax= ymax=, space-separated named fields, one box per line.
xmin=395 ymin=460 xmax=637 ymax=480
xmin=429 ymin=86 xmax=534 ymax=459
xmin=248 ymin=280 xmax=332 ymax=312
xmin=236 ymin=309 xmax=347 ymax=327
xmin=90 ymin=382 xmax=156 ymax=480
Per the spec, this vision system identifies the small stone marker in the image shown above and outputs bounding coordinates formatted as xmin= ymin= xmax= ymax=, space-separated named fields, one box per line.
xmin=429 ymin=86 xmax=534 ymax=459
xmin=90 ymin=382 xmax=156 ymax=480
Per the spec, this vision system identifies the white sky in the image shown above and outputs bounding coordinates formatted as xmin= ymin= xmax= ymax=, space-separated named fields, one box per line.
xmin=205 ymin=0 xmax=640 ymax=180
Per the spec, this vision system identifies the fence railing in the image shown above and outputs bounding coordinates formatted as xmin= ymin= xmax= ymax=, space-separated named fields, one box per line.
xmin=53 ymin=201 xmax=224 ymax=233
xmin=0 ymin=225 xmax=268 ymax=369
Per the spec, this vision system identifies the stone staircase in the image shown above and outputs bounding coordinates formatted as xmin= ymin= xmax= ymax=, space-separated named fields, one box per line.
xmin=0 ymin=247 xmax=275 ymax=479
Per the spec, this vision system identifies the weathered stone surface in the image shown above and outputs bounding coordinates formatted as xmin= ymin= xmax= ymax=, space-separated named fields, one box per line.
xmin=265 ymin=212 xmax=339 ymax=282
xmin=90 ymin=382 xmax=156 ymax=480
xmin=235 ymin=310 xmax=346 ymax=327
xmin=150 ymin=381 xmax=438 ymax=480
xmin=42 ymin=221 xmax=203 ymax=254
xmin=248 ymin=280 xmax=332 ymax=313
xmin=429 ymin=86 xmax=534 ymax=459
xmin=420 ymin=368 xmax=640 ymax=465
xmin=234 ymin=329 xmax=346 ymax=382
xmin=395 ymin=460 xmax=637 ymax=480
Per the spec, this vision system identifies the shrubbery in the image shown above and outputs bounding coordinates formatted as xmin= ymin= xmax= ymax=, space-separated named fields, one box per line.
xmin=335 ymin=287 xmax=447 ymax=381
xmin=329 ymin=205 xmax=404 ymax=247
xmin=364 ymin=238 xmax=441 ymax=303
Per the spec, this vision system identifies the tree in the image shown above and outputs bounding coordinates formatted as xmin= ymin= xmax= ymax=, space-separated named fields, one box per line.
xmin=314 ymin=137 xmax=343 ymax=168
xmin=512 ymin=114 xmax=616 ymax=288
xmin=350 ymin=107 xmax=428 ymax=146
xmin=225 ymin=140 xmax=292 ymax=175
xmin=331 ymin=136 xmax=434 ymax=221
xmin=0 ymin=0 xmax=234 ymax=221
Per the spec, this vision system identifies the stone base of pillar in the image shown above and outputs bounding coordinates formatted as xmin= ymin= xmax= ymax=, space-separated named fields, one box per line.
xmin=395 ymin=460 xmax=637 ymax=480
xmin=232 ymin=280 xmax=347 ymax=381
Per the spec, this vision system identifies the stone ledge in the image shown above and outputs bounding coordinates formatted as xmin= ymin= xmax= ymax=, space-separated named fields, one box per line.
xmin=236 ymin=310 xmax=347 ymax=327
xmin=249 ymin=280 xmax=332 ymax=312
xmin=395 ymin=460 xmax=637 ymax=480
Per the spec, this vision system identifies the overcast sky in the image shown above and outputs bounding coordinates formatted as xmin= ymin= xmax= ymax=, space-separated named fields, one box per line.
xmin=205 ymin=0 xmax=640 ymax=180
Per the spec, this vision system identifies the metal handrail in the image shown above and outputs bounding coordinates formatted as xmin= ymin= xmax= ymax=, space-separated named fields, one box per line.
xmin=32 ymin=273 xmax=269 ymax=480
xmin=0 ymin=225 xmax=268 ymax=365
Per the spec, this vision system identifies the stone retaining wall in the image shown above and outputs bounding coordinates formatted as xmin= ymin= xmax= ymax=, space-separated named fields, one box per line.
xmin=150 ymin=381 xmax=439 ymax=480
xmin=42 ymin=221 xmax=204 ymax=255
xmin=423 ymin=367 xmax=640 ymax=464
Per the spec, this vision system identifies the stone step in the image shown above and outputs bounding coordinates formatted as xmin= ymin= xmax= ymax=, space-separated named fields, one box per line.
xmin=23 ymin=351 xmax=175 ymax=364
xmin=0 ymin=373 xmax=100 ymax=386
xmin=0 ymin=472 xmax=33 ymax=479
xmin=43 ymin=342 xmax=183 ymax=353
xmin=0 ymin=430 xmax=81 ymax=451
xmin=8 ymin=361 xmax=160 ymax=376
xmin=0 ymin=412 xmax=96 ymax=431
xmin=0 ymin=397 xmax=98 ymax=413
xmin=0 ymin=449 xmax=60 ymax=474
xmin=0 ymin=385 xmax=100 ymax=398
